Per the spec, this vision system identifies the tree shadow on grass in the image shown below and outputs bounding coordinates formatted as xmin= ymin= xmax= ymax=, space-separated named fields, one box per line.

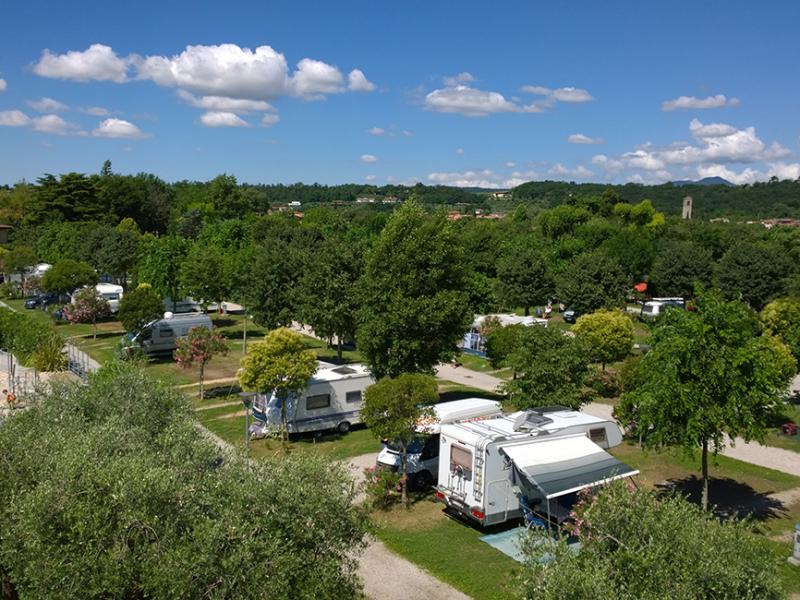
xmin=74 ymin=331 xmax=123 ymax=340
xmin=655 ymin=475 xmax=786 ymax=521
xmin=438 ymin=390 xmax=506 ymax=403
xmin=222 ymin=330 xmax=266 ymax=341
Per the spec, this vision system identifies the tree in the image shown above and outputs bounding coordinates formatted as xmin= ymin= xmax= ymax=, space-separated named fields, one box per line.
xmin=715 ymin=241 xmax=789 ymax=309
xmin=63 ymin=287 xmax=111 ymax=339
xmin=118 ymin=285 xmax=164 ymax=333
xmin=502 ymin=325 xmax=590 ymax=410
xmin=616 ymin=291 xmax=796 ymax=510
xmin=517 ymin=482 xmax=782 ymax=600
xmin=137 ymin=235 xmax=189 ymax=311
xmin=180 ymin=243 xmax=229 ymax=311
xmin=360 ymin=374 xmax=436 ymax=506
xmin=495 ymin=239 xmax=552 ymax=316
xmin=41 ymin=259 xmax=98 ymax=296
xmin=555 ymin=251 xmax=628 ymax=313
xmin=174 ymin=326 xmax=229 ymax=401
xmin=0 ymin=245 xmax=37 ymax=290
xmin=225 ymin=245 xmax=259 ymax=354
xmin=650 ymin=240 xmax=713 ymax=298
xmin=238 ymin=328 xmax=318 ymax=440
xmin=357 ymin=199 xmax=472 ymax=378
xmin=572 ymin=309 xmax=634 ymax=370
xmin=248 ymin=239 xmax=301 ymax=330
xmin=0 ymin=363 xmax=367 ymax=599
xmin=485 ymin=324 xmax=526 ymax=369
xmin=761 ymin=296 xmax=800 ymax=363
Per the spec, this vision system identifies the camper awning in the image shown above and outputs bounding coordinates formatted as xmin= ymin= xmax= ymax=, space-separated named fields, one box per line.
xmin=501 ymin=434 xmax=638 ymax=500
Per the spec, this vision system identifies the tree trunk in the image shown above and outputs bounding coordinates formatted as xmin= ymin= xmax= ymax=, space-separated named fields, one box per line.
xmin=401 ymin=442 xmax=409 ymax=508
xmin=242 ymin=307 xmax=248 ymax=355
xmin=337 ymin=337 xmax=343 ymax=363
xmin=199 ymin=363 xmax=205 ymax=402
xmin=93 ymin=319 xmax=97 ymax=340
xmin=524 ymin=305 xmax=530 ymax=317
xmin=701 ymin=438 xmax=709 ymax=511
xmin=281 ymin=393 xmax=289 ymax=442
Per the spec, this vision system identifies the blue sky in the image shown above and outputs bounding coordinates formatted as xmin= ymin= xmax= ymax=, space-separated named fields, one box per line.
xmin=1 ymin=0 xmax=798 ymax=187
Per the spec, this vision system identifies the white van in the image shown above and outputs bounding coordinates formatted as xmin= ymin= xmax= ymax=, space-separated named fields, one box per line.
xmin=96 ymin=283 xmax=124 ymax=313
xmin=126 ymin=312 xmax=213 ymax=356
xmin=376 ymin=398 xmax=503 ymax=489
xmin=250 ymin=363 xmax=374 ymax=436
xmin=640 ymin=297 xmax=685 ymax=320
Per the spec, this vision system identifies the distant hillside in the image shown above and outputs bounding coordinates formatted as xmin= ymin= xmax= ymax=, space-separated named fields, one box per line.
xmin=510 ymin=179 xmax=800 ymax=219
xmin=671 ymin=176 xmax=735 ymax=187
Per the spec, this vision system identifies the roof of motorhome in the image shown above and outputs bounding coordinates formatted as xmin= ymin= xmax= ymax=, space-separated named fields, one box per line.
xmin=416 ymin=398 xmax=502 ymax=433
xmin=96 ymin=283 xmax=123 ymax=292
xmin=440 ymin=409 xmax=609 ymax=445
xmin=311 ymin=363 xmax=372 ymax=382
xmin=471 ymin=313 xmax=548 ymax=329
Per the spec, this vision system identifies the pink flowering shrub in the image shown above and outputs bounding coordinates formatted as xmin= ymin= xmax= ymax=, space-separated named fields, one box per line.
xmin=63 ymin=288 xmax=111 ymax=339
xmin=363 ymin=466 xmax=404 ymax=510
xmin=174 ymin=326 xmax=229 ymax=401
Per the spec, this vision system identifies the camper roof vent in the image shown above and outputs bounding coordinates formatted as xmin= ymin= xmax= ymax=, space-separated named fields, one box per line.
xmin=331 ymin=366 xmax=357 ymax=375
xmin=513 ymin=411 xmax=554 ymax=432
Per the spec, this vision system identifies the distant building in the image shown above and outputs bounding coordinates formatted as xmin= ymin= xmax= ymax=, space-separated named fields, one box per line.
xmin=0 ymin=224 xmax=11 ymax=244
xmin=682 ymin=195 xmax=693 ymax=219
xmin=490 ymin=191 xmax=511 ymax=199
xmin=355 ymin=196 xmax=376 ymax=204
xmin=288 ymin=201 xmax=301 ymax=208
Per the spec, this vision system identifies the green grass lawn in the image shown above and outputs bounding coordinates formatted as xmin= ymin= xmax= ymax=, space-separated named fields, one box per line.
xmin=373 ymin=498 xmax=520 ymax=600
xmin=764 ymin=404 xmax=800 ymax=453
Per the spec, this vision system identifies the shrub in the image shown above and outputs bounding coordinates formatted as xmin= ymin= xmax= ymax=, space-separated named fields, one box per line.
xmin=0 ymin=282 xmax=23 ymax=299
xmin=363 ymin=466 xmax=403 ymax=510
xmin=585 ymin=368 xmax=621 ymax=398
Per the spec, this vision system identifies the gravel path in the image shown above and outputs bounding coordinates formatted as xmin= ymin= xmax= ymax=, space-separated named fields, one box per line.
xmin=435 ymin=363 xmax=503 ymax=392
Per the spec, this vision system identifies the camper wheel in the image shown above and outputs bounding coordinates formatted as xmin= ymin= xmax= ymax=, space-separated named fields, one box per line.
xmin=336 ymin=421 xmax=351 ymax=434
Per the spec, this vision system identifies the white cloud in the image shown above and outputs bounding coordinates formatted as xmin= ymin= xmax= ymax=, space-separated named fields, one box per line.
xmin=456 ymin=148 xmax=464 ymax=155
xmin=0 ymin=110 xmax=31 ymax=127
xmin=523 ymin=85 xmax=595 ymax=103
xmin=365 ymin=175 xmax=376 ymax=182
xmin=547 ymin=163 xmax=594 ymax=179
xmin=697 ymin=162 xmax=800 ymax=185
xmin=443 ymin=72 xmax=475 ymax=87
xmin=84 ymin=106 xmax=110 ymax=116
xmin=31 ymin=114 xmax=83 ymax=135
xmin=688 ymin=118 xmax=736 ymax=138
xmin=348 ymin=69 xmax=376 ymax=92
xmin=505 ymin=161 xmax=516 ymax=168
xmin=177 ymin=90 xmax=272 ymax=113
xmin=0 ymin=79 xmax=6 ymax=92
xmin=368 ymin=127 xmax=385 ymax=136
xmin=260 ymin=113 xmax=279 ymax=127
xmin=568 ymin=133 xmax=604 ymax=145
xmin=27 ymin=97 xmax=68 ymax=112
xmin=360 ymin=154 xmax=377 ymax=163
xmin=427 ymin=168 xmax=536 ymax=188
xmin=662 ymin=94 xmax=739 ymax=111
xmin=92 ymin=118 xmax=150 ymax=139
xmin=33 ymin=44 xmax=131 ymax=82
xmin=424 ymin=85 xmax=539 ymax=117
xmin=200 ymin=111 xmax=251 ymax=128
xmin=402 ymin=130 xmax=413 ymax=137
xmin=291 ymin=58 xmax=344 ymax=98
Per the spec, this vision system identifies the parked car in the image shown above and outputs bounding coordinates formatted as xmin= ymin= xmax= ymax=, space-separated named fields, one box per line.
xmin=24 ymin=293 xmax=59 ymax=309
xmin=563 ymin=309 xmax=581 ymax=323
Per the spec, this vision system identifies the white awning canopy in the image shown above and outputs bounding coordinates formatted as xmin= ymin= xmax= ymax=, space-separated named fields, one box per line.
xmin=501 ymin=434 xmax=639 ymax=500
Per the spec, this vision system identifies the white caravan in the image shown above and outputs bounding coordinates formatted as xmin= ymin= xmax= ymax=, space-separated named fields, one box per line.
xmin=95 ymin=283 xmax=124 ymax=313
xmin=376 ymin=398 xmax=503 ymax=488
xmin=435 ymin=407 xmax=638 ymax=527
xmin=250 ymin=363 xmax=374 ymax=435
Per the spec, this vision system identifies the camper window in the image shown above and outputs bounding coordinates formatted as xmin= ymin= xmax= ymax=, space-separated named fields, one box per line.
xmin=306 ymin=394 xmax=331 ymax=410
xmin=159 ymin=327 xmax=174 ymax=338
xmin=450 ymin=445 xmax=473 ymax=481
xmin=589 ymin=427 xmax=607 ymax=444
xmin=345 ymin=390 xmax=362 ymax=404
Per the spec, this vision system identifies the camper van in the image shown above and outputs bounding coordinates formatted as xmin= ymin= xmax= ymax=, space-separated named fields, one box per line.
xmin=96 ymin=283 xmax=124 ymax=313
xmin=640 ymin=297 xmax=685 ymax=320
xmin=125 ymin=312 xmax=213 ymax=356
xmin=376 ymin=398 xmax=503 ymax=488
xmin=250 ymin=363 xmax=374 ymax=436
xmin=435 ymin=407 xmax=638 ymax=527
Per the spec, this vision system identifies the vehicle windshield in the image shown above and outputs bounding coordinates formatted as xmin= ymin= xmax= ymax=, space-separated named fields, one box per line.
xmin=386 ymin=436 xmax=427 ymax=454
xmin=642 ymin=304 xmax=655 ymax=314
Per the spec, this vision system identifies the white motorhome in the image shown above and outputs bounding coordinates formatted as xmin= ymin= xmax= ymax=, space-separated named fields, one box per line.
xmin=640 ymin=297 xmax=685 ymax=320
xmin=125 ymin=312 xmax=213 ymax=356
xmin=435 ymin=407 xmax=638 ymax=527
xmin=95 ymin=283 xmax=124 ymax=313
xmin=376 ymin=398 xmax=503 ymax=488
xmin=462 ymin=313 xmax=548 ymax=356
xmin=250 ymin=363 xmax=374 ymax=436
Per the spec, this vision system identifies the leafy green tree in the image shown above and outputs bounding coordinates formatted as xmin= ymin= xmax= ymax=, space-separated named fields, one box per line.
xmin=0 ymin=363 xmax=367 ymax=599
xmin=238 ymin=328 xmax=318 ymax=439
xmin=0 ymin=245 xmax=37 ymax=289
xmin=248 ymin=239 xmax=301 ymax=330
xmin=495 ymin=239 xmax=552 ymax=315
xmin=118 ymin=285 xmax=164 ymax=333
xmin=600 ymin=227 xmax=655 ymax=282
xmin=538 ymin=205 xmax=591 ymax=239
xmin=180 ymin=243 xmax=229 ymax=311
xmin=360 ymin=374 xmax=436 ymax=506
xmin=613 ymin=199 xmax=665 ymax=230
xmin=761 ymin=297 xmax=800 ymax=363
xmin=225 ymin=245 xmax=259 ymax=354
xmin=572 ymin=309 xmax=634 ymax=370
xmin=616 ymin=291 xmax=796 ymax=510
xmin=137 ymin=235 xmax=189 ymax=311
xmin=518 ymin=482 xmax=782 ymax=600
xmin=357 ymin=199 xmax=471 ymax=378
xmin=502 ymin=325 xmax=590 ymax=410
xmin=41 ymin=259 xmax=98 ymax=296
xmin=485 ymin=324 xmax=526 ymax=369
xmin=174 ymin=326 xmax=229 ymax=401
xmin=715 ymin=241 xmax=790 ymax=309
xmin=63 ymin=287 xmax=111 ymax=340
xmin=650 ymin=240 xmax=714 ymax=298
xmin=555 ymin=251 xmax=628 ymax=313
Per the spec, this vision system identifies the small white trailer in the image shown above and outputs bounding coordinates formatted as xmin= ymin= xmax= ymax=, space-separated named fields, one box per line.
xmin=250 ymin=363 xmax=374 ymax=435
xmin=435 ymin=407 xmax=638 ymax=527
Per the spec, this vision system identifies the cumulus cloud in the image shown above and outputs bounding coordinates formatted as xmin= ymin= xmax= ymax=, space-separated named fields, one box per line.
xmin=32 ymin=114 xmax=83 ymax=135
xmin=523 ymin=85 xmax=595 ymax=103
xmin=360 ymin=154 xmax=377 ymax=163
xmin=260 ymin=113 xmax=279 ymax=127
xmin=84 ymin=106 xmax=110 ymax=116
xmin=291 ymin=58 xmax=345 ymax=98
xmin=365 ymin=175 xmax=376 ymax=182
xmin=92 ymin=118 xmax=150 ymax=139
xmin=348 ymin=69 xmax=376 ymax=92
xmin=443 ymin=72 xmax=475 ymax=87
xmin=27 ymin=97 xmax=68 ymax=112
xmin=661 ymin=94 xmax=739 ymax=111
xmin=0 ymin=79 xmax=6 ymax=92
xmin=427 ymin=168 xmax=537 ymax=189
xmin=547 ymin=163 xmax=594 ymax=179
xmin=200 ymin=111 xmax=251 ymax=128
xmin=368 ymin=127 xmax=385 ymax=136
xmin=697 ymin=162 xmax=800 ymax=185
xmin=33 ymin=44 xmax=132 ymax=82
xmin=0 ymin=110 xmax=31 ymax=127
xmin=568 ymin=133 xmax=604 ymax=145
xmin=505 ymin=161 xmax=516 ymax=168
xmin=177 ymin=90 xmax=273 ymax=113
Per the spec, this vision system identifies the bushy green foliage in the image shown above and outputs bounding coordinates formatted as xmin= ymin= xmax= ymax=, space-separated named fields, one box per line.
xmin=518 ymin=482 xmax=783 ymax=600
xmin=760 ymin=296 xmax=800 ymax=363
xmin=650 ymin=240 xmax=714 ymax=298
xmin=572 ymin=309 xmax=634 ymax=369
xmin=0 ymin=309 xmax=65 ymax=370
xmin=137 ymin=235 xmax=189 ymax=310
xmin=117 ymin=285 xmax=164 ymax=333
xmin=715 ymin=241 xmax=790 ymax=309
xmin=0 ymin=363 xmax=367 ymax=599
xmin=485 ymin=323 xmax=526 ymax=369
xmin=41 ymin=259 xmax=97 ymax=295
xmin=556 ymin=252 xmax=629 ymax=313
xmin=495 ymin=239 xmax=552 ymax=315
xmin=63 ymin=287 xmax=111 ymax=339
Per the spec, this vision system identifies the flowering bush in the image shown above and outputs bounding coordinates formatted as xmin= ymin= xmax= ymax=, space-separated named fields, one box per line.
xmin=63 ymin=288 xmax=111 ymax=339
xmin=363 ymin=466 xmax=404 ymax=510
xmin=174 ymin=326 xmax=229 ymax=401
